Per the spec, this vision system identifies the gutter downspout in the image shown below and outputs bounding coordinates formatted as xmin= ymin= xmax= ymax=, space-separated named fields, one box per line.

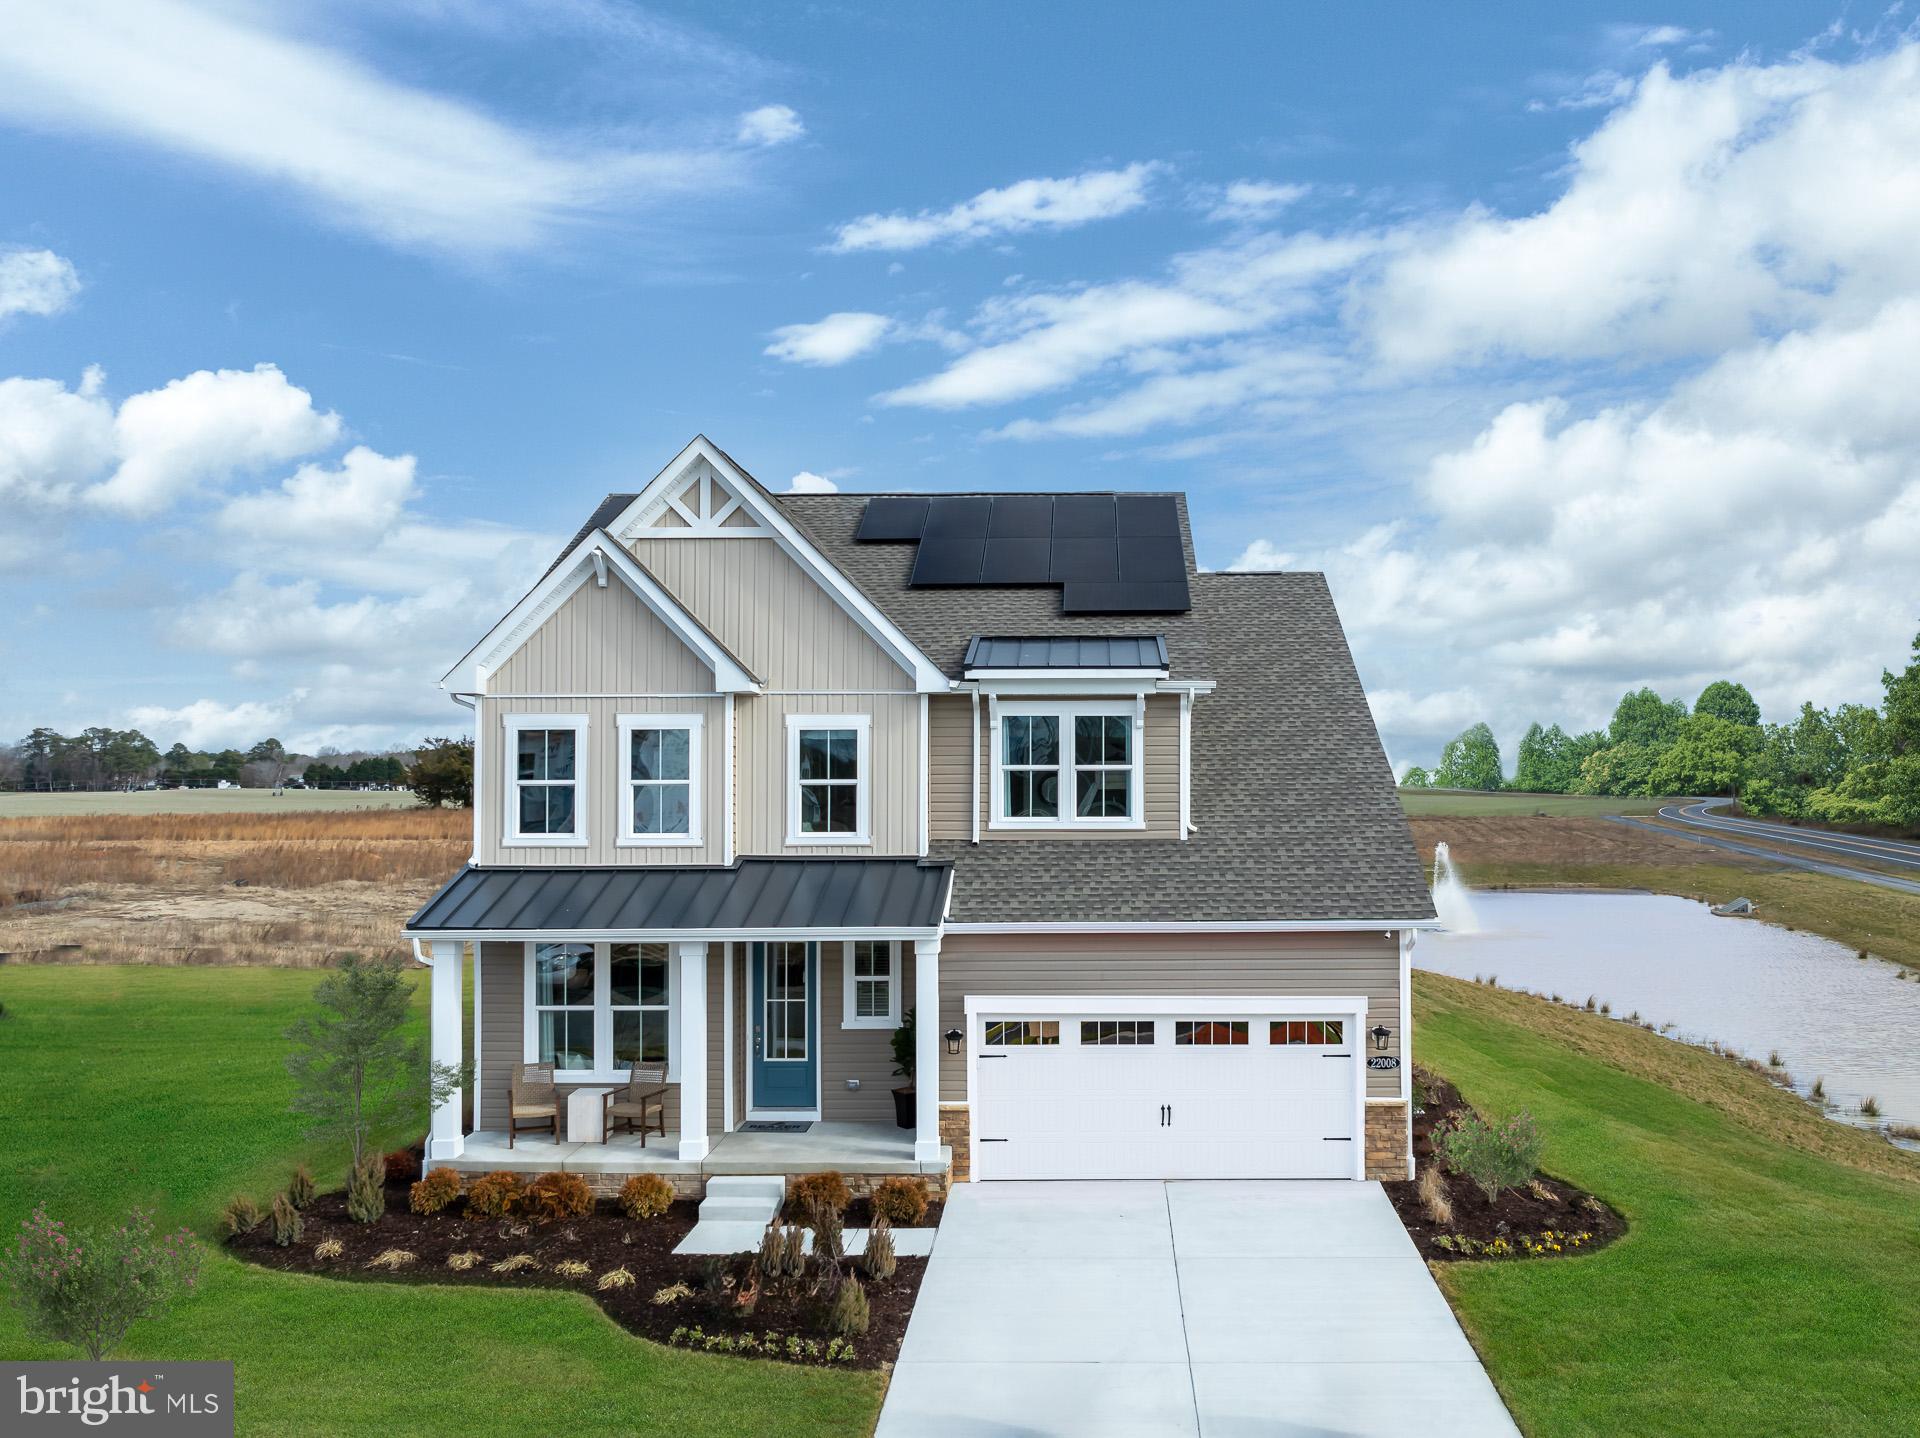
xmin=969 ymin=688 xmax=981 ymax=845
xmin=450 ymin=689 xmax=479 ymax=866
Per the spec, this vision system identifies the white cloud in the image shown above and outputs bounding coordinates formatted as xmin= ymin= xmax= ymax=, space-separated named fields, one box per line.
xmin=218 ymin=446 xmax=415 ymax=538
xmin=785 ymin=471 xmax=838 ymax=493
xmin=765 ymin=311 xmax=893 ymax=366
xmin=1206 ymin=180 xmax=1307 ymax=223
xmin=0 ymin=0 xmax=745 ymax=258
xmin=736 ymin=104 xmax=803 ymax=146
xmin=124 ymin=696 xmax=300 ymax=751
xmin=0 ymin=248 xmax=80 ymax=320
xmin=94 ymin=364 xmax=342 ymax=515
xmin=1227 ymin=539 xmax=1294 ymax=571
xmin=830 ymin=162 xmax=1161 ymax=253
xmin=0 ymin=367 xmax=114 ymax=506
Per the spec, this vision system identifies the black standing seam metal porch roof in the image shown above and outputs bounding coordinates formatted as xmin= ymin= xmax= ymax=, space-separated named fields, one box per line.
xmin=405 ymin=858 xmax=954 ymax=936
xmin=963 ymin=634 xmax=1168 ymax=670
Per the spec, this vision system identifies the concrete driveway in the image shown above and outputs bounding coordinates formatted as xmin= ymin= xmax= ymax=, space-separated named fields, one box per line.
xmin=877 ymin=1180 xmax=1519 ymax=1438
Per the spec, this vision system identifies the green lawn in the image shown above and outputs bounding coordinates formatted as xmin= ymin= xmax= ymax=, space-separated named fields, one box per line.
xmin=1398 ymin=788 xmax=1673 ymax=817
xmin=0 ymin=788 xmax=419 ymax=816
xmin=0 ymin=965 xmax=880 ymax=1437
xmin=1416 ymin=971 xmax=1920 ymax=1436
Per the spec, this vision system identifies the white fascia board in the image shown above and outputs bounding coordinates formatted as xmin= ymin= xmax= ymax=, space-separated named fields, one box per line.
xmin=1154 ymin=678 xmax=1218 ymax=696
xmin=442 ymin=529 xmax=759 ymax=695
xmin=609 ymin=437 xmax=950 ymax=694
xmin=969 ymin=674 xmax=1164 ymax=696
xmin=944 ymin=919 xmax=1443 ymax=933
xmin=966 ymin=668 xmax=1169 ymax=683
xmin=402 ymin=925 xmax=942 ymax=942
xmin=963 ymin=994 xmax=1369 ymax=1017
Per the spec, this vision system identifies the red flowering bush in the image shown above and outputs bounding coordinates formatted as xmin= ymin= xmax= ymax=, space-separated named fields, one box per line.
xmin=0 ymin=1205 xmax=201 ymax=1360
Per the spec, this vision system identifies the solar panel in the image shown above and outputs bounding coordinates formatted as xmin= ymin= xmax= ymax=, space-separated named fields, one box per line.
xmin=1061 ymin=579 xmax=1191 ymax=613
xmin=1049 ymin=537 xmax=1121 ymax=583
xmin=1116 ymin=494 xmax=1179 ymax=538
xmin=855 ymin=496 xmax=929 ymax=541
xmin=910 ymin=531 xmax=987 ymax=585
xmin=1119 ymin=534 xmax=1185 ymax=581
xmin=1052 ymin=494 xmax=1117 ymax=537
xmin=922 ymin=495 xmax=992 ymax=538
xmin=982 ymin=537 xmax=1053 ymax=583
xmin=988 ymin=495 xmax=1054 ymax=537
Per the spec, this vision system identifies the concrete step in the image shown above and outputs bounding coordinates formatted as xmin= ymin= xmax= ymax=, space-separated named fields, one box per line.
xmin=696 ymin=1197 xmax=777 ymax=1223
xmin=704 ymin=1175 xmax=786 ymax=1204
xmin=674 ymin=1220 xmax=773 ymax=1256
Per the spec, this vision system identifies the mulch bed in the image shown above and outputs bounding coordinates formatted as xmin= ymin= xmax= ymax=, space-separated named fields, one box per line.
xmin=229 ymin=1172 xmax=931 ymax=1368
xmin=1382 ymin=1069 xmax=1628 ymax=1262
xmin=778 ymin=1194 xmax=946 ymax=1229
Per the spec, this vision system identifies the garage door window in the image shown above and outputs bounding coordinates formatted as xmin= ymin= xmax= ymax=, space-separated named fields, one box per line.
xmin=1175 ymin=1020 xmax=1248 ymax=1046
xmin=1271 ymin=1020 xmax=1345 ymax=1045
xmin=984 ymin=1020 xmax=1059 ymax=1046
xmin=1081 ymin=1019 xmax=1154 ymax=1045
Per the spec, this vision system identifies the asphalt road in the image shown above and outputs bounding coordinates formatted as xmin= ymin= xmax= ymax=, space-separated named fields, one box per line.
xmin=1605 ymin=801 xmax=1920 ymax=896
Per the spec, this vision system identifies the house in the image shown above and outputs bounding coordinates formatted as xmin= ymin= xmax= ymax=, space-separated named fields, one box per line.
xmin=403 ymin=436 xmax=1435 ymax=1192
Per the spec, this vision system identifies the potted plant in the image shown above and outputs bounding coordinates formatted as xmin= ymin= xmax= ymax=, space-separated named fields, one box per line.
xmin=890 ymin=1006 xmax=916 ymax=1130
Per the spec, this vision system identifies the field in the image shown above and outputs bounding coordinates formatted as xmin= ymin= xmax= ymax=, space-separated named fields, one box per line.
xmin=0 ymin=965 xmax=881 ymax=1438
xmin=1398 ymin=788 xmax=1672 ymax=817
xmin=0 ymin=788 xmax=422 ymax=816
xmin=1419 ymin=972 xmax=1920 ymax=1435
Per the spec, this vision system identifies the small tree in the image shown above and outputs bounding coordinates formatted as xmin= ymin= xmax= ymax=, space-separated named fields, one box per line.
xmin=408 ymin=737 xmax=474 ymax=808
xmin=0 ymin=1206 xmax=200 ymax=1360
xmin=1436 ymin=1111 xmax=1542 ymax=1203
xmin=284 ymin=953 xmax=463 ymax=1177
xmin=1435 ymin=723 xmax=1504 ymax=791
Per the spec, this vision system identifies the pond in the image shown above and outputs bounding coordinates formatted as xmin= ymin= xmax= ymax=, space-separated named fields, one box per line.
xmin=1418 ymin=891 xmax=1920 ymax=1133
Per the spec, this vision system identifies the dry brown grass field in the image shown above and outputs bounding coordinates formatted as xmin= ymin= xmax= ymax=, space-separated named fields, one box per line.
xmin=0 ymin=808 xmax=469 ymax=966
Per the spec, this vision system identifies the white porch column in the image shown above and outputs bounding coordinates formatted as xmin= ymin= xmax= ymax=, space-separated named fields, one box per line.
xmin=425 ymin=940 xmax=465 ymax=1161
xmin=913 ymin=935 xmax=942 ymax=1163
xmin=674 ymin=941 xmax=709 ymax=1161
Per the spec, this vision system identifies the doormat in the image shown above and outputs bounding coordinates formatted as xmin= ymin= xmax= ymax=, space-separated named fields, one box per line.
xmin=739 ymin=1121 xmax=812 ymax=1134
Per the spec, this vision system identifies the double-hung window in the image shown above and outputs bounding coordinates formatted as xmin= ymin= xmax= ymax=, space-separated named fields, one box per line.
xmin=617 ymin=714 xmax=702 ymax=846
xmin=993 ymin=701 xmax=1142 ymax=829
xmin=528 ymin=940 xmax=674 ymax=1078
xmin=786 ymin=714 xmax=871 ymax=844
xmin=841 ymin=940 xmax=900 ymax=1029
xmin=504 ymin=714 xmax=588 ymax=846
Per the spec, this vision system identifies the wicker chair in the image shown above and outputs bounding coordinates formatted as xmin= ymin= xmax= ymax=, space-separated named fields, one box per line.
xmin=508 ymin=1062 xmax=561 ymax=1149
xmin=603 ymin=1062 xmax=669 ymax=1146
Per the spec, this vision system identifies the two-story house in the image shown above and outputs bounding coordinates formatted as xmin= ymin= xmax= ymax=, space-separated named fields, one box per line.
xmin=404 ymin=436 xmax=1435 ymax=1192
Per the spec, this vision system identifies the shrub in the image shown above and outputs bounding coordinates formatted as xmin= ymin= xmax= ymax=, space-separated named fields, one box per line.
xmin=383 ymin=1150 xmax=417 ymax=1185
xmin=809 ymin=1247 xmax=842 ymax=1301
xmin=789 ymin=1171 xmax=850 ymax=1219
xmin=409 ymin=1167 xmax=462 ymax=1216
xmin=553 ymin=1259 xmax=590 ymax=1279
xmin=861 ymin=1214 xmax=896 ymax=1281
xmin=1861 ymin=1096 xmax=1882 ymax=1118
xmin=1811 ymin=1076 xmax=1827 ymax=1101
xmin=756 ymin=1225 xmax=785 ymax=1282
xmin=1416 ymin=1165 xmax=1453 ymax=1226
xmin=1436 ymin=1110 xmax=1542 ymax=1204
xmin=0 ymin=1205 xmax=201 ymax=1360
xmin=525 ymin=1172 xmax=593 ymax=1224
xmin=870 ymin=1176 xmax=929 ymax=1226
xmin=446 ymin=1251 xmax=480 ymax=1271
xmin=366 ymin=1248 xmax=416 ymax=1270
xmin=491 ymin=1253 xmax=539 ymax=1274
xmin=827 ymin=1273 xmax=870 ymax=1338
xmin=810 ymin=1202 xmax=844 ymax=1262
xmin=221 ymin=1195 xmax=262 ymax=1236
xmin=618 ymin=1173 xmax=674 ymax=1220
xmin=652 ymin=1281 xmax=693 ymax=1306
xmin=345 ymin=1152 xmax=386 ymax=1223
xmin=269 ymin=1193 xmax=303 ymax=1248
xmin=465 ymin=1170 xmax=526 ymax=1220
xmin=314 ymin=1238 xmax=343 ymax=1261
xmin=287 ymin=1165 xmax=316 ymax=1211
xmin=597 ymin=1266 xmax=634 ymax=1291
xmin=780 ymin=1224 xmax=806 ymax=1279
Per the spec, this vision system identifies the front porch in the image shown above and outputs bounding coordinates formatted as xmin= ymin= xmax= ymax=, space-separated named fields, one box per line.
xmin=442 ymin=1119 xmax=950 ymax=1196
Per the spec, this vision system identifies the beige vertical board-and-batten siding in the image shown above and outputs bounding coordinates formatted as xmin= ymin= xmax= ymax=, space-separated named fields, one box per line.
xmin=935 ymin=930 xmax=1404 ymax=1100
xmin=477 ymin=942 xmax=726 ymax=1137
xmin=733 ymin=692 xmax=922 ymax=856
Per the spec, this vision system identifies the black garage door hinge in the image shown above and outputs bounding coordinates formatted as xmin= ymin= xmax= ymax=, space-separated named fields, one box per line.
xmin=979 ymin=1137 xmax=1008 ymax=1143
xmin=1323 ymin=1136 xmax=1352 ymax=1141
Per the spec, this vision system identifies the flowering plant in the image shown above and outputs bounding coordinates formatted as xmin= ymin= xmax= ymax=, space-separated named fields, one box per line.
xmin=0 ymin=1205 xmax=201 ymax=1360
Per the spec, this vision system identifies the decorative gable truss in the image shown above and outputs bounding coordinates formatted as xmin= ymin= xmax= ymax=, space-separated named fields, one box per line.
xmin=441 ymin=529 xmax=761 ymax=696
xmin=611 ymin=436 xmax=950 ymax=692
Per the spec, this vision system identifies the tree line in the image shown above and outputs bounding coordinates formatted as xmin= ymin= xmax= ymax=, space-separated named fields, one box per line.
xmin=0 ymin=729 xmax=475 ymax=807
xmin=1402 ymin=630 xmax=1920 ymax=830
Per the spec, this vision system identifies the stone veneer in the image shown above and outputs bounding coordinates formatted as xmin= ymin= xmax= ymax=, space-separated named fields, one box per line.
xmin=939 ymin=1105 xmax=971 ymax=1182
xmin=1364 ymin=1101 xmax=1411 ymax=1181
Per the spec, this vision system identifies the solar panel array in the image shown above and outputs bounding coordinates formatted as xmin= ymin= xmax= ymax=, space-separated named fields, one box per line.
xmin=854 ymin=494 xmax=1191 ymax=613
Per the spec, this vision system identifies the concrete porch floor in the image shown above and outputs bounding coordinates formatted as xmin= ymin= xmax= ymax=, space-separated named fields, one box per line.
xmin=447 ymin=1120 xmax=950 ymax=1179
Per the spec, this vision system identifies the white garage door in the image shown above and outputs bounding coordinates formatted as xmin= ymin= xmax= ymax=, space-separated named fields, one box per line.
xmin=971 ymin=1009 xmax=1362 ymax=1181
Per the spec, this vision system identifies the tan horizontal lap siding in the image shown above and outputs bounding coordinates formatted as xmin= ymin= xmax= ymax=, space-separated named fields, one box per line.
xmin=969 ymin=694 xmax=1180 ymax=839
xmin=735 ymin=692 xmax=922 ymax=857
xmin=817 ymin=941 xmax=916 ymax=1123
xmin=936 ymin=930 xmax=1403 ymax=1100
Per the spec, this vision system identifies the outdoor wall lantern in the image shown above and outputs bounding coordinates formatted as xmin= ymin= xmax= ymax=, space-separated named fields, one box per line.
xmin=944 ymin=1028 xmax=964 ymax=1055
xmin=1370 ymin=1024 xmax=1392 ymax=1051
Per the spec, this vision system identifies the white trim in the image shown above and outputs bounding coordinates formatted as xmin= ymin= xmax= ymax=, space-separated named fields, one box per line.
xmin=722 ymin=694 xmax=736 ymax=866
xmin=607 ymin=437 xmax=949 ymax=692
xmin=442 ymin=527 xmax=759 ymax=695
xmin=1399 ymin=926 xmax=1415 ymax=1177
xmin=501 ymin=713 xmax=590 ymax=849
xmin=521 ymin=939 xmax=679 ymax=1082
xmin=411 ymin=924 xmax=943 ymax=942
xmin=840 ymin=939 xmax=902 ymax=1030
xmin=917 ymin=692 xmax=930 ymax=857
xmin=968 ymin=688 xmax=981 ymax=845
xmin=989 ymin=698 xmax=1145 ymax=832
xmin=425 ymin=939 xmax=465 ymax=1161
xmin=785 ymin=713 xmax=873 ymax=846
xmin=471 ymin=940 xmax=484 ymax=1132
xmin=721 ymin=942 xmax=736 ymax=1132
xmin=913 ymin=935 xmax=942 ymax=1163
xmin=966 ymin=668 xmax=1168 ymax=683
xmin=615 ymin=712 xmax=704 ymax=847
xmin=970 ymin=675 xmax=1164 ymax=696
xmin=945 ymin=919 xmax=1442 ymax=933
xmin=1178 ymin=688 xmax=1193 ymax=840
xmin=674 ymin=940 xmax=709 ymax=1161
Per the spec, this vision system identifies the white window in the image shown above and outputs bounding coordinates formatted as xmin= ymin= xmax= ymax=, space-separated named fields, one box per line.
xmin=617 ymin=714 xmax=702 ymax=846
xmin=785 ymin=714 xmax=871 ymax=845
xmin=841 ymin=940 xmax=900 ymax=1029
xmin=526 ymin=941 xmax=676 ymax=1080
xmin=992 ymin=701 xmax=1143 ymax=829
xmin=503 ymin=713 xmax=588 ymax=847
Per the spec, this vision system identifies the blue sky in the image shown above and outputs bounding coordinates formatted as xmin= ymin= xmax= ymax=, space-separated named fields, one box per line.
xmin=3 ymin=2 xmax=1917 ymax=771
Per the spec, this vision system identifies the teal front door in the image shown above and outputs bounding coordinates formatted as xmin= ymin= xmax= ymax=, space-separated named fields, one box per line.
xmin=751 ymin=941 xmax=817 ymax=1111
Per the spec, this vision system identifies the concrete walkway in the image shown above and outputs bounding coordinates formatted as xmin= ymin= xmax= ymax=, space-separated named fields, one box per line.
xmin=878 ymin=1180 xmax=1519 ymax=1438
